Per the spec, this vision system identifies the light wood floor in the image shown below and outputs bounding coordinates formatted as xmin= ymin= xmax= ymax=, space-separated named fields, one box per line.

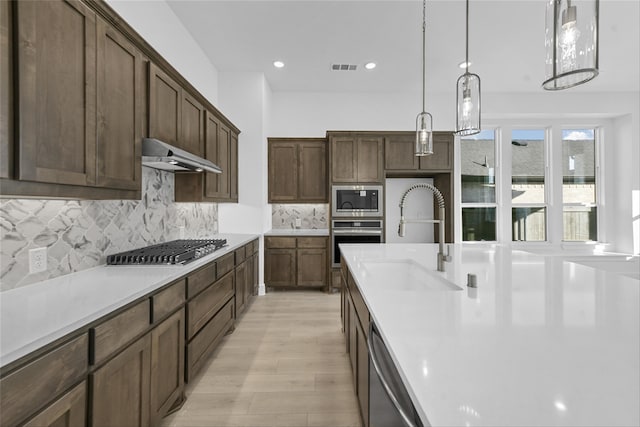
xmin=162 ymin=290 xmax=361 ymax=427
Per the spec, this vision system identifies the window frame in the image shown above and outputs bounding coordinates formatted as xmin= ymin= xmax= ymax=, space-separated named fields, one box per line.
xmin=455 ymin=119 xmax=607 ymax=248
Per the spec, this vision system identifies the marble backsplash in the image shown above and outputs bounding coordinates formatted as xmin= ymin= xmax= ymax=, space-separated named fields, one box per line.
xmin=0 ymin=168 xmax=218 ymax=291
xmin=271 ymin=204 xmax=328 ymax=230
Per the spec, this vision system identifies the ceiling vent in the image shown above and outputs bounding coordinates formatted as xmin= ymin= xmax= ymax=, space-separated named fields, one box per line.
xmin=331 ymin=64 xmax=358 ymax=71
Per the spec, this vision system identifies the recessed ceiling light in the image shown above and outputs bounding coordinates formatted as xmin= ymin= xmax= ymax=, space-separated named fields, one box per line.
xmin=458 ymin=61 xmax=472 ymax=69
xmin=273 ymin=60 xmax=285 ymax=68
xmin=364 ymin=62 xmax=377 ymax=70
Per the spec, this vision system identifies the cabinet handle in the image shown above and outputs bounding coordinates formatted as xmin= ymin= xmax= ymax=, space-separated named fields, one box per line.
xmin=367 ymin=321 xmax=421 ymax=427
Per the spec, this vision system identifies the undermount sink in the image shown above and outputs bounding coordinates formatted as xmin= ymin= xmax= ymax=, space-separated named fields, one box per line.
xmin=361 ymin=259 xmax=462 ymax=291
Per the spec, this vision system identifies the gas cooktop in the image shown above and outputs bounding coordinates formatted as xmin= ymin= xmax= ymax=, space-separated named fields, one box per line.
xmin=106 ymin=239 xmax=227 ymax=265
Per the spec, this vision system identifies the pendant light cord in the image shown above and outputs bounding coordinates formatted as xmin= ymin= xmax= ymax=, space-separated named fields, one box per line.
xmin=422 ymin=0 xmax=426 ymax=113
xmin=465 ymin=0 xmax=469 ymax=74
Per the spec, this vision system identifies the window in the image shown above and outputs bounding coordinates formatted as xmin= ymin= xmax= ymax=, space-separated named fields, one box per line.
xmin=457 ymin=122 xmax=604 ymax=246
xmin=511 ymin=129 xmax=547 ymax=241
xmin=461 ymin=130 xmax=497 ymax=241
xmin=562 ymin=129 xmax=597 ymax=241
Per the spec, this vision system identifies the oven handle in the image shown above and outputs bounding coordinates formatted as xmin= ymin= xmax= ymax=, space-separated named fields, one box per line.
xmin=332 ymin=229 xmax=382 ymax=235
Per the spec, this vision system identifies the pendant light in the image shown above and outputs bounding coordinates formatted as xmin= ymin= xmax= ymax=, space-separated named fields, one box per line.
xmin=543 ymin=0 xmax=599 ymax=90
xmin=415 ymin=0 xmax=433 ymax=156
xmin=455 ymin=0 xmax=481 ymax=136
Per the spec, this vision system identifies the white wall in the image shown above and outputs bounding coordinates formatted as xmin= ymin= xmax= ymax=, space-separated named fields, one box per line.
xmin=106 ymin=0 xmax=219 ymax=104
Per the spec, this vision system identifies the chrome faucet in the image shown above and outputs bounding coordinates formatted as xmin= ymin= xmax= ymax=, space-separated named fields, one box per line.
xmin=398 ymin=183 xmax=451 ymax=271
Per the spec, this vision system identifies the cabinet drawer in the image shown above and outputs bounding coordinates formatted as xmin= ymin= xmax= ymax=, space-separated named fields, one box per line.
xmin=297 ymin=236 xmax=327 ymax=248
xmin=23 ymin=381 xmax=86 ymax=427
xmin=0 ymin=334 xmax=88 ymax=427
xmin=235 ymin=246 xmax=246 ymax=264
xmin=91 ymin=300 xmax=150 ymax=365
xmin=186 ymin=262 xmax=216 ymax=299
xmin=216 ymin=252 xmax=235 ymax=279
xmin=187 ymin=271 xmax=234 ymax=339
xmin=265 ymin=236 xmax=296 ymax=249
xmin=249 ymin=239 xmax=259 ymax=255
xmin=186 ymin=298 xmax=234 ymax=382
xmin=151 ymin=279 xmax=185 ymax=323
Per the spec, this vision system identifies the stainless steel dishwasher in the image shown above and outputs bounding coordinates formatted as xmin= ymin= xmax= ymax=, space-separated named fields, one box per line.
xmin=368 ymin=322 xmax=426 ymax=427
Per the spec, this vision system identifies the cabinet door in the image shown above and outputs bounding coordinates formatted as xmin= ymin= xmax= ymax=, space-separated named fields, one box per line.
xmin=204 ymin=112 xmax=229 ymax=199
xmin=264 ymin=249 xmax=296 ymax=287
xmin=1 ymin=0 xmax=11 ymax=179
xmin=148 ymin=62 xmax=181 ymax=146
xmin=384 ymin=134 xmax=418 ymax=171
xmin=297 ymin=249 xmax=327 ymax=287
xmin=235 ymin=261 xmax=247 ymax=315
xmin=347 ymin=297 xmax=357 ymax=387
xmin=16 ymin=0 xmax=97 ymax=186
xmin=180 ymin=92 xmax=204 ymax=156
xmin=357 ymin=137 xmax=384 ymax=183
xmin=150 ymin=310 xmax=185 ymax=426
xmin=252 ymin=252 xmax=259 ymax=296
xmin=23 ymin=382 xmax=86 ymax=427
xmin=229 ymin=131 xmax=239 ymax=202
xmin=91 ymin=334 xmax=151 ymax=427
xmin=299 ymin=141 xmax=327 ymax=202
xmin=356 ymin=320 xmax=370 ymax=427
xmin=419 ymin=132 xmax=453 ymax=171
xmin=268 ymin=141 xmax=298 ymax=202
xmin=96 ymin=19 xmax=142 ymax=191
xmin=331 ymin=137 xmax=358 ymax=183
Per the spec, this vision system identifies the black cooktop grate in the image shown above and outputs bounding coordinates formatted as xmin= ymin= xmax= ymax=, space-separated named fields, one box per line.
xmin=107 ymin=239 xmax=227 ymax=265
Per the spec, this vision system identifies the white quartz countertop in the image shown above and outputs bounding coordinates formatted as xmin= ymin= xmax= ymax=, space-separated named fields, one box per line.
xmin=340 ymin=243 xmax=640 ymax=427
xmin=0 ymin=234 xmax=258 ymax=368
xmin=264 ymin=228 xmax=329 ymax=236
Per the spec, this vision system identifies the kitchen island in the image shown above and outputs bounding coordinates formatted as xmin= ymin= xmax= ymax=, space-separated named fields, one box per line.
xmin=340 ymin=243 xmax=639 ymax=427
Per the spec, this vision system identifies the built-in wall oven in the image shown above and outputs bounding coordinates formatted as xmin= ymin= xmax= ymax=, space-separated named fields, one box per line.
xmin=331 ymin=219 xmax=383 ymax=267
xmin=332 ymin=185 xmax=383 ymax=218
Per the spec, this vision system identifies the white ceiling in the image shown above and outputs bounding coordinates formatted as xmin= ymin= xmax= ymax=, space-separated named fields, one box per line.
xmin=166 ymin=0 xmax=639 ymax=94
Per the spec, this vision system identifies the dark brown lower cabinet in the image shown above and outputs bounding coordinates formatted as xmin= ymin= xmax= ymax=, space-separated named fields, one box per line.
xmin=344 ymin=263 xmax=371 ymax=427
xmin=356 ymin=320 xmax=369 ymax=427
xmin=22 ymin=381 xmax=86 ymax=427
xmin=265 ymin=248 xmax=296 ymax=286
xmin=235 ymin=260 xmax=247 ymax=315
xmin=91 ymin=334 xmax=152 ymax=427
xmin=150 ymin=309 xmax=185 ymax=425
xmin=264 ymin=236 xmax=328 ymax=289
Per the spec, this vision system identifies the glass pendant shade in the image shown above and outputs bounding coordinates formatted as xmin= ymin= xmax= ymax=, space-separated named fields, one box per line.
xmin=456 ymin=72 xmax=481 ymax=136
xmin=543 ymin=0 xmax=599 ymax=90
xmin=415 ymin=111 xmax=433 ymax=156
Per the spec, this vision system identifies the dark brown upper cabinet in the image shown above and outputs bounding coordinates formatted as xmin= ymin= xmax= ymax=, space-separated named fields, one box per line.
xmin=149 ymin=63 xmax=205 ymax=156
xmin=268 ymin=138 xmax=328 ymax=203
xmin=1 ymin=0 xmax=12 ymax=180
xmin=204 ymin=112 xmax=228 ymax=199
xmin=330 ymin=134 xmax=383 ymax=184
xmin=3 ymin=0 xmax=143 ymax=199
xmin=385 ymin=132 xmax=453 ymax=173
xmin=180 ymin=91 xmax=205 ymax=157
xmin=148 ymin=62 xmax=181 ymax=147
xmin=15 ymin=0 xmax=97 ymax=187
xmin=96 ymin=18 xmax=143 ymax=191
xmin=229 ymin=132 xmax=239 ymax=202
xmin=174 ymin=113 xmax=239 ymax=203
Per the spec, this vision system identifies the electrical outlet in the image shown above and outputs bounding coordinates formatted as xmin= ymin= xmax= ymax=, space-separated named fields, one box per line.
xmin=179 ymin=226 xmax=186 ymax=239
xmin=29 ymin=247 xmax=47 ymax=274
xmin=295 ymin=218 xmax=302 ymax=228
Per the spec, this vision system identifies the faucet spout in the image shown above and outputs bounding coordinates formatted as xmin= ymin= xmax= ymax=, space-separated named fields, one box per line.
xmin=398 ymin=183 xmax=451 ymax=271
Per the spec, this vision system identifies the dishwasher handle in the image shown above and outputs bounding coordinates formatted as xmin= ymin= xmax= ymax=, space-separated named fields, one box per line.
xmin=367 ymin=322 xmax=420 ymax=427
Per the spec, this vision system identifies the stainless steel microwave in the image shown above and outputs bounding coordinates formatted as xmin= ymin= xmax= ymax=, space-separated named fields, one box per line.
xmin=332 ymin=185 xmax=383 ymax=218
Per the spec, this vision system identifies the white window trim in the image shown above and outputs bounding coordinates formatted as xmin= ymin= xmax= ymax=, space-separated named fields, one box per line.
xmin=456 ymin=118 xmax=609 ymax=250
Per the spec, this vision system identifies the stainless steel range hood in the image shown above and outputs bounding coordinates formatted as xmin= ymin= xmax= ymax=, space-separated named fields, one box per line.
xmin=141 ymin=138 xmax=221 ymax=174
